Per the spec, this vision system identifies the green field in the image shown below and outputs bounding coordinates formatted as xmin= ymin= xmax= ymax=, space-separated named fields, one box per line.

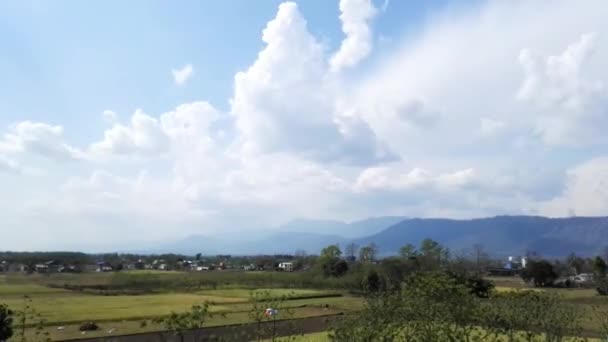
xmin=2 ymin=273 xmax=608 ymax=341
xmin=0 ymin=273 xmax=355 ymax=341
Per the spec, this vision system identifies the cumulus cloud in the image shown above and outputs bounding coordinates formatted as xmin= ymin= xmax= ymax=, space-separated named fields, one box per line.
xmin=0 ymin=121 xmax=82 ymax=161
xmin=90 ymin=102 xmax=221 ymax=159
xmin=172 ymin=64 xmax=194 ymax=85
xmin=330 ymin=0 xmax=377 ymax=72
xmin=355 ymin=165 xmax=476 ymax=193
xmin=540 ymin=157 xmax=608 ymax=216
xmin=90 ymin=110 xmax=170 ymax=157
xmin=231 ymin=1 xmax=391 ymax=165
xmin=4 ymin=0 xmax=608 ymax=250
xmin=517 ymin=33 xmax=608 ymax=146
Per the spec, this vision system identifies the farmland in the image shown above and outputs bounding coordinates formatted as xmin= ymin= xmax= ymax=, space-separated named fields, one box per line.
xmin=0 ymin=271 xmax=359 ymax=341
xmin=2 ymin=269 xmax=608 ymax=340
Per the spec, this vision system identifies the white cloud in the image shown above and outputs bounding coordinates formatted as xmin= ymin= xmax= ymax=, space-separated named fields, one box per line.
xmin=4 ymin=0 xmax=608 ymax=250
xmin=102 ymin=110 xmax=118 ymax=124
xmin=517 ymin=33 xmax=608 ymax=146
xmin=540 ymin=157 xmax=608 ymax=216
xmin=355 ymin=165 xmax=476 ymax=192
xmin=90 ymin=110 xmax=170 ymax=157
xmin=0 ymin=121 xmax=82 ymax=161
xmin=231 ymin=1 xmax=391 ymax=165
xmin=330 ymin=0 xmax=377 ymax=72
xmin=172 ymin=64 xmax=194 ymax=85
xmin=0 ymin=156 xmax=22 ymax=174
xmin=90 ymin=102 xmax=220 ymax=159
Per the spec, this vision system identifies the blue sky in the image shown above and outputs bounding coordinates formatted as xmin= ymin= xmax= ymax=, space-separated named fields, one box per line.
xmin=1 ymin=0 xmax=607 ymax=251
xmin=0 ymin=0 xmax=457 ymax=144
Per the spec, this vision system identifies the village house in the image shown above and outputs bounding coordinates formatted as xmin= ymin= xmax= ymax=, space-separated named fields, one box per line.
xmin=96 ymin=261 xmax=113 ymax=272
xmin=278 ymin=262 xmax=294 ymax=272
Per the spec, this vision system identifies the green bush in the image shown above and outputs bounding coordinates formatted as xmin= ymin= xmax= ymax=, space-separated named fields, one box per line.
xmin=0 ymin=304 xmax=14 ymax=342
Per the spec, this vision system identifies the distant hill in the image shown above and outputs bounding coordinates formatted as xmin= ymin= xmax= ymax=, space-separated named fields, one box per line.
xmin=279 ymin=216 xmax=405 ymax=238
xmin=354 ymin=216 xmax=608 ymax=257
xmin=152 ymin=231 xmax=346 ymax=256
xmin=149 ymin=216 xmax=608 ymax=257
xmin=151 ymin=216 xmax=405 ymax=255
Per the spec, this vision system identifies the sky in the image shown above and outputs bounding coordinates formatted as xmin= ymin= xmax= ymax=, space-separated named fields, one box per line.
xmin=1 ymin=0 xmax=607 ymax=251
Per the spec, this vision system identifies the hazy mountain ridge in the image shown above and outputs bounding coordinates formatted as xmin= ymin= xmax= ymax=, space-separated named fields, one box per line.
xmin=156 ymin=216 xmax=608 ymax=257
xmin=279 ymin=216 xmax=406 ymax=238
xmin=354 ymin=216 xmax=608 ymax=257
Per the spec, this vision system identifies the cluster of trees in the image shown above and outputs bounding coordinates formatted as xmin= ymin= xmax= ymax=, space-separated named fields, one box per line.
xmin=332 ymin=271 xmax=589 ymax=342
xmin=519 ymin=255 xmax=608 ymax=294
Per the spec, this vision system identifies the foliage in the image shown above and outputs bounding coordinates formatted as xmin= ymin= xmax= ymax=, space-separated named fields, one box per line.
xmin=0 ymin=304 xmax=13 ymax=342
xmin=12 ymin=296 xmax=50 ymax=342
xmin=399 ymin=243 xmax=417 ymax=259
xmin=358 ymin=244 xmax=377 ymax=264
xmin=344 ymin=243 xmax=358 ymax=262
xmin=320 ymin=245 xmax=342 ymax=259
xmin=332 ymin=271 xmax=483 ymax=342
xmin=320 ymin=259 xmax=349 ymax=278
xmin=362 ymin=270 xmax=383 ymax=293
xmin=142 ymin=302 xmax=214 ymax=342
xmin=520 ymin=260 xmax=558 ymax=287
xmin=593 ymin=256 xmax=607 ymax=278
xmin=317 ymin=245 xmax=349 ymax=278
xmin=483 ymin=291 xmax=585 ymax=342
xmin=331 ymin=271 xmax=585 ymax=342
xmin=449 ymin=271 xmax=495 ymax=298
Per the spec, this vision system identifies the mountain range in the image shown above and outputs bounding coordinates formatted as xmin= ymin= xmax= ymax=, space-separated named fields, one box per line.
xmin=155 ymin=216 xmax=608 ymax=257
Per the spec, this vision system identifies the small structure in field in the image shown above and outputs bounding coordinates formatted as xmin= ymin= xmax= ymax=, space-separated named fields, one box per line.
xmin=278 ymin=262 xmax=294 ymax=272
xmin=96 ymin=261 xmax=113 ymax=272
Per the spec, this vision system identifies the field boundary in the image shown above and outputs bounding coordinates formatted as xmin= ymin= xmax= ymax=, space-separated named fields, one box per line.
xmin=62 ymin=313 xmax=343 ymax=342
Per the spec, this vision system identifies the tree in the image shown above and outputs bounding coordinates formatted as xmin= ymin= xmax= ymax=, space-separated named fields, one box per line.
xmin=362 ymin=270 xmax=383 ymax=293
xmin=317 ymin=244 xmax=347 ymax=277
xmin=472 ymin=244 xmax=488 ymax=274
xmin=320 ymin=244 xmax=342 ymax=259
xmin=323 ymin=259 xmax=349 ymax=277
xmin=345 ymin=243 xmax=358 ymax=262
xmin=420 ymin=238 xmax=441 ymax=256
xmin=566 ymin=252 xmax=585 ymax=275
xmin=358 ymin=244 xmax=377 ymax=263
xmin=0 ymin=304 xmax=13 ymax=342
xmin=378 ymin=257 xmax=415 ymax=291
xmin=521 ymin=260 xmax=557 ymax=287
xmin=594 ymin=256 xmax=608 ymax=296
xmin=195 ymin=253 xmax=202 ymax=261
xmin=594 ymin=256 xmax=607 ymax=278
xmin=419 ymin=239 xmax=447 ymax=269
xmin=399 ymin=243 xmax=417 ymax=259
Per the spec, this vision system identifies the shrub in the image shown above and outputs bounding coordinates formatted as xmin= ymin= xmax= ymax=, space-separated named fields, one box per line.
xmin=521 ymin=260 xmax=558 ymax=287
xmin=0 ymin=304 xmax=14 ymax=342
xmin=79 ymin=322 xmax=99 ymax=331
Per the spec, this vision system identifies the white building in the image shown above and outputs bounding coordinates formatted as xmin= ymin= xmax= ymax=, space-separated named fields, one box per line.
xmin=278 ymin=262 xmax=294 ymax=272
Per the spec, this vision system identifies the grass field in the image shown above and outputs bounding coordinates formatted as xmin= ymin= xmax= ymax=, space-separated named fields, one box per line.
xmin=2 ymin=273 xmax=608 ymax=341
xmin=0 ymin=273 xmax=355 ymax=341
